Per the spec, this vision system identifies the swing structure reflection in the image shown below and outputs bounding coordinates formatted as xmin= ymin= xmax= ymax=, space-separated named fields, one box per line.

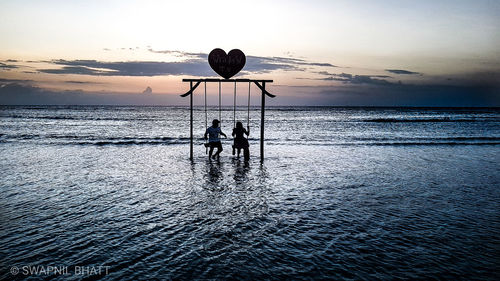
xmin=181 ymin=78 xmax=275 ymax=162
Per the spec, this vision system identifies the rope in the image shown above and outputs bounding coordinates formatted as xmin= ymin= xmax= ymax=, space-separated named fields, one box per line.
xmin=204 ymin=81 xmax=208 ymax=154
xmin=204 ymin=81 xmax=207 ymax=130
xmin=247 ymin=82 xmax=251 ymax=128
xmin=218 ymin=81 xmax=221 ymax=124
xmin=233 ymin=81 xmax=236 ymax=128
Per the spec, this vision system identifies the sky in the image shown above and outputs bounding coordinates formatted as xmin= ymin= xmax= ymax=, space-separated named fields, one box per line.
xmin=0 ymin=0 xmax=499 ymax=106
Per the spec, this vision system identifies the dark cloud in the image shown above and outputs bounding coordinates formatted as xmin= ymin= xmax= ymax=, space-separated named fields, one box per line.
xmin=244 ymin=56 xmax=299 ymax=73
xmin=32 ymin=49 xmax=338 ymax=78
xmin=142 ymin=86 xmax=152 ymax=94
xmin=1 ymin=79 xmax=498 ymax=107
xmin=316 ymin=83 xmax=498 ymax=107
xmin=317 ymin=72 xmax=394 ymax=85
xmin=0 ymin=78 xmax=33 ymax=84
xmin=349 ymin=75 xmax=393 ymax=85
xmin=38 ymin=59 xmax=214 ymax=77
xmin=0 ymin=83 xmax=79 ymax=105
xmin=35 ymin=56 xmax=327 ymax=77
xmin=0 ymin=62 xmax=18 ymax=70
xmin=148 ymin=49 xmax=336 ymax=72
xmin=147 ymin=48 xmax=206 ymax=59
xmin=65 ymin=80 xmax=103 ymax=84
xmin=0 ymin=83 xmax=181 ymax=105
xmin=262 ymin=56 xmax=337 ymax=67
xmin=386 ymin=69 xmax=420 ymax=75
xmin=246 ymin=56 xmax=336 ymax=71
xmin=316 ymin=71 xmax=336 ymax=76
xmin=40 ymin=65 xmax=115 ymax=75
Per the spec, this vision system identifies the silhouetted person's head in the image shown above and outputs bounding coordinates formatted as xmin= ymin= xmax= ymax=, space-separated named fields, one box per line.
xmin=236 ymin=121 xmax=243 ymax=129
xmin=212 ymin=119 xmax=220 ymax=128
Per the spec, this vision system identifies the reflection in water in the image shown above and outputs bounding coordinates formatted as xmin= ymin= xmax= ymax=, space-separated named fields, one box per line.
xmin=233 ymin=158 xmax=250 ymax=184
xmin=205 ymin=160 xmax=224 ymax=189
xmin=201 ymin=158 xmax=256 ymax=189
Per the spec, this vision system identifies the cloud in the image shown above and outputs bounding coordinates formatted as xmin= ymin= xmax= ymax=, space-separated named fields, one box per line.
xmin=148 ymin=48 xmax=336 ymax=73
xmin=1 ymin=79 xmax=498 ymax=107
xmin=148 ymin=48 xmax=336 ymax=67
xmin=262 ymin=56 xmax=337 ymax=67
xmin=245 ymin=56 xmax=336 ymax=73
xmin=244 ymin=56 xmax=299 ymax=73
xmin=32 ymin=49 xmax=338 ymax=78
xmin=0 ymin=83 xmax=181 ymax=105
xmin=40 ymin=65 xmax=115 ymax=75
xmin=317 ymin=72 xmax=394 ymax=85
xmin=142 ymin=86 xmax=152 ymax=94
xmin=0 ymin=78 xmax=33 ymax=84
xmin=147 ymin=48 xmax=206 ymax=59
xmin=315 ymin=83 xmax=498 ymax=107
xmin=349 ymin=75 xmax=394 ymax=85
xmin=65 ymin=80 xmax=103 ymax=84
xmin=38 ymin=59 xmax=214 ymax=77
xmin=0 ymin=62 xmax=18 ymax=70
xmin=35 ymin=57 xmax=316 ymax=77
xmin=386 ymin=69 xmax=420 ymax=75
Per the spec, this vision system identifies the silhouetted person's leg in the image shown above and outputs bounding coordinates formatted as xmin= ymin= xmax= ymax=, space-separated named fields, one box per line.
xmin=214 ymin=143 xmax=223 ymax=159
xmin=243 ymin=148 xmax=249 ymax=161
xmin=209 ymin=146 xmax=214 ymax=160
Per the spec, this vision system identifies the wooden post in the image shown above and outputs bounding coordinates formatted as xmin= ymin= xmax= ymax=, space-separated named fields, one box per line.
xmin=190 ymin=81 xmax=193 ymax=161
xmin=260 ymin=82 xmax=265 ymax=162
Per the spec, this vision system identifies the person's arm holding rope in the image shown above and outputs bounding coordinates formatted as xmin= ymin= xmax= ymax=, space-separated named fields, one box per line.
xmin=219 ymin=128 xmax=227 ymax=139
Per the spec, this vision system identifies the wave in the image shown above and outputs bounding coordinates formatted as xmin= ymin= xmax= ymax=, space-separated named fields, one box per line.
xmin=267 ymin=141 xmax=500 ymax=146
xmin=3 ymin=114 xmax=498 ymax=123
xmin=2 ymin=133 xmax=498 ymax=146
xmin=362 ymin=118 xmax=498 ymax=123
xmin=351 ymin=136 xmax=500 ymax=141
xmin=0 ymin=114 xmax=170 ymax=121
xmin=75 ymin=140 xmax=189 ymax=146
xmin=365 ymin=142 xmax=500 ymax=146
xmin=0 ymin=134 xmax=191 ymax=145
xmin=62 ymin=139 xmax=500 ymax=146
xmin=1 ymin=134 xmax=190 ymax=140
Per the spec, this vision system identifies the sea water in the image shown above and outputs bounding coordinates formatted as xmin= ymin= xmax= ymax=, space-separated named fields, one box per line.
xmin=1 ymin=106 xmax=499 ymax=280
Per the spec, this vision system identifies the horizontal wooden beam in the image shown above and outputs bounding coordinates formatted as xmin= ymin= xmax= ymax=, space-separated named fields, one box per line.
xmin=180 ymin=78 xmax=276 ymax=97
xmin=182 ymin=78 xmax=273 ymax=83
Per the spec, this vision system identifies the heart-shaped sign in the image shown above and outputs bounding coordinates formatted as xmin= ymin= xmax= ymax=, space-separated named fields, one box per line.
xmin=208 ymin=48 xmax=246 ymax=79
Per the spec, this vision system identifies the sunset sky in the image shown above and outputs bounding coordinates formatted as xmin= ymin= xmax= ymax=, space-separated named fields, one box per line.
xmin=1 ymin=0 xmax=499 ymax=106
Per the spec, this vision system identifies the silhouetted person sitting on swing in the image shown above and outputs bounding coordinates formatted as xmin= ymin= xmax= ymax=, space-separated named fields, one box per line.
xmin=204 ymin=119 xmax=227 ymax=160
xmin=232 ymin=121 xmax=250 ymax=161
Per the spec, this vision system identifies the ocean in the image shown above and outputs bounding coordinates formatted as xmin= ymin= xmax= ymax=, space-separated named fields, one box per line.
xmin=1 ymin=106 xmax=499 ymax=280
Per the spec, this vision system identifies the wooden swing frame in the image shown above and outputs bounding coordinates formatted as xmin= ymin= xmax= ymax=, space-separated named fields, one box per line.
xmin=181 ymin=78 xmax=275 ymax=162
